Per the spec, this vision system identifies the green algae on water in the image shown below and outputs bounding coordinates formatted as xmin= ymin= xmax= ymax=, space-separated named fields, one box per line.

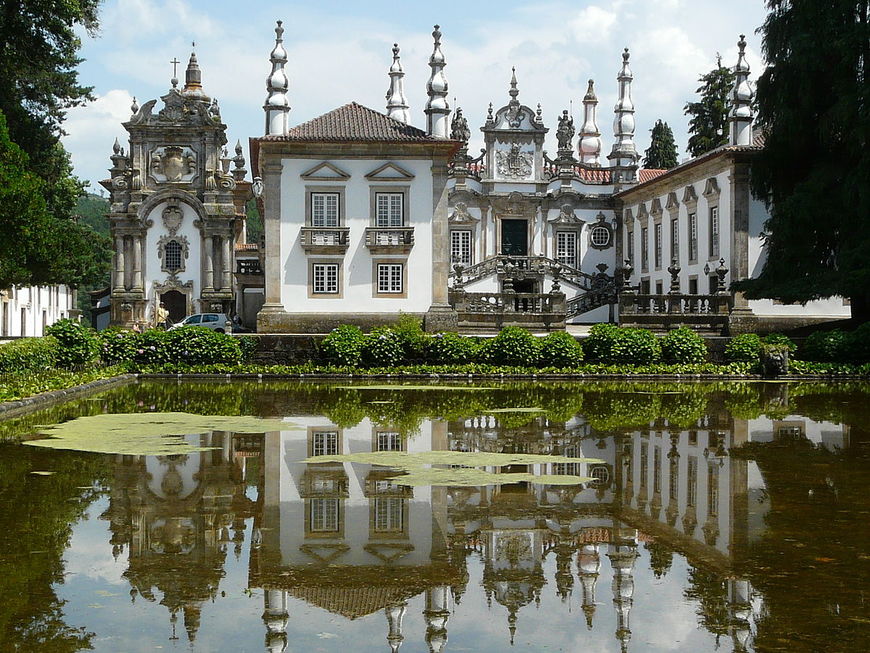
xmin=337 ymin=385 xmax=497 ymax=391
xmin=24 ymin=412 xmax=293 ymax=456
xmin=300 ymin=450 xmax=601 ymax=487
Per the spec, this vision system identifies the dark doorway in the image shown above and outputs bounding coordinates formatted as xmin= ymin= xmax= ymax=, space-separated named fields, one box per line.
xmin=161 ymin=290 xmax=187 ymax=322
xmin=501 ymin=219 xmax=528 ymax=256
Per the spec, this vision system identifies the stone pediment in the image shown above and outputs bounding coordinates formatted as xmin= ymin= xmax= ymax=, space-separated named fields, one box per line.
xmin=364 ymin=162 xmax=415 ymax=180
xmin=548 ymin=203 xmax=585 ymax=226
xmin=449 ymin=201 xmax=479 ymax=224
xmin=665 ymin=192 xmax=680 ymax=212
xmin=300 ymin=161 xmax=351 ymax=181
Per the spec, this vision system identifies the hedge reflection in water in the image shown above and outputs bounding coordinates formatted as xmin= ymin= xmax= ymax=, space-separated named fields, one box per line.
xmin=0 ymin=380 xmax=867 ymax=651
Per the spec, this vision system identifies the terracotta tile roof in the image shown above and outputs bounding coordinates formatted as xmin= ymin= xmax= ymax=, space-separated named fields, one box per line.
xmin=260 ymin=102 xmax=452 ymax=144
xmin=638 ymin=168 xmax=667 ymax=183
xmin=234 ymin=243 xmax=259 ymax=252
xmin=575 ymin=166 xmax=612 ymax=183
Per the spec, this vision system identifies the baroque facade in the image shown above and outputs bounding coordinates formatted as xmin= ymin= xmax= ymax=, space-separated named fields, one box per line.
xmin=101 ymin=50 xmax=250 ymax=328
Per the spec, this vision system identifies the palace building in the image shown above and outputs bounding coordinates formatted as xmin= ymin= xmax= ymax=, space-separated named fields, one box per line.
xmin=103 ymin=23 xmax=850 ymax=333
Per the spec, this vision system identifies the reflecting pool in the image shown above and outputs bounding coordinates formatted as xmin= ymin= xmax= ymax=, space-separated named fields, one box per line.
xmin=1 ymin=380 xmax=869 ymax=652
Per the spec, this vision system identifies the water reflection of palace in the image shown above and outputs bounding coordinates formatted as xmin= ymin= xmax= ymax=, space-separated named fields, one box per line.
xmin=98 ymin=404 xmax=853 ymax=652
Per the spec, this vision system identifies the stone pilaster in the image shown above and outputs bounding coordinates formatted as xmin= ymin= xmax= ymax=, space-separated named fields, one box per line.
xmin=426 ymin=157 xmax=458 ymax=332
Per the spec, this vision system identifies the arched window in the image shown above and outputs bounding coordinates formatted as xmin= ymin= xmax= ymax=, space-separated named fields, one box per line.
xmin=164 ymin=240 xmax=183 ymax=272
xmin=590 ymin=225 xmax=611 ymax=248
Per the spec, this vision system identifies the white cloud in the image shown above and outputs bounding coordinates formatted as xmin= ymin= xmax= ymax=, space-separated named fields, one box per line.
xmin=63 ymin=89 xmax=134 ymax=187
xmin=67 ymin=0 xmax=768 ymax=189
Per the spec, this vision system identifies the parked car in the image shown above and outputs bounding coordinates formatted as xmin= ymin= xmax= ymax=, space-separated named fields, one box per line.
xmin=170 ymin=313 xmax=233 ymax=333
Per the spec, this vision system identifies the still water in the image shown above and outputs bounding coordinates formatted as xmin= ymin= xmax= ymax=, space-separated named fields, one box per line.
xmin=1 ymin=380 xmax=868 ymax=652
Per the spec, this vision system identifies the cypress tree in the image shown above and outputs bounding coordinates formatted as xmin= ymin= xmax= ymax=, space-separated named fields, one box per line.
xmin=737 ymin=0 xmax=870 ymax=322
xmin=643 ymin=120 xmax=679 ymax=169
xmin=684 ymin=56 xmax=735 ymax=157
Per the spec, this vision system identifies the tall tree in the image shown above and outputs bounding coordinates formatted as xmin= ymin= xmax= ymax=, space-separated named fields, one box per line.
xmin=738 ymin=0 xmax=870 ymax=321
xmin=0 ymin=0 xmax=108 ymax=288
xmin=684 ymin=56 xmax=735 ymax=157
xmin=643 ymin=119 xmax=679 ymax=169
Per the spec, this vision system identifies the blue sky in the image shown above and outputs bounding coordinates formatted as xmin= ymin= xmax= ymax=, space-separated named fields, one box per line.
xmin=64 ymin=0 xmax=768 ymax=191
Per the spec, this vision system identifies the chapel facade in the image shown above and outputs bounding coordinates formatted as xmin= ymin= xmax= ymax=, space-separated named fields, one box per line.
xmin=101 ymin=51 xmax=250 ymax=328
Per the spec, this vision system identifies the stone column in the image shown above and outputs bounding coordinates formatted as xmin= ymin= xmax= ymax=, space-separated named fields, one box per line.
xmin=260 ymin=161 xmax=285 ymax=316
xmin=131 ymin=234 xmax=143 ymax=291
xmin=425 ymin=156 xmax=458 ymax=332
xmin=203 ymin=233 xmax=215 ymax=292
xmin=222 ymin=235 xmax=232 ymax=291
xmin=114 ymin=235 xmax=125 ymax=290
xmin=728 ymin=158 xmax=756 ymax=334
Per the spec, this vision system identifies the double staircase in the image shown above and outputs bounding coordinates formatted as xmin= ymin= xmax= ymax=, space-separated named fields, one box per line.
xmin=448 ymin=255 xmax=617 ymax=330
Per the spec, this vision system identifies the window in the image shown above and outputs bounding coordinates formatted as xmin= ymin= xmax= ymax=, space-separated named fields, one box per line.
xmin=589 ymin=465 xmax=610 ymax=485
xmin=556 ymin=231 xmax=578 ymax=268
xmin=451 ymin=230 xmax=473 ymax=266
xmin=311 ymin=430 xmax=339 ymax=457
xmin=377 ymin=431 xmax=402 ymax=452
xmin=311 ymin=192 xmax=340 ymax=227
xmin=707 ymin=465 xmax=719 ymax=516
xmin=627 ymin=231 xmax=634 ymax=266
xmin=669 ymin=456 xmax=679 ymax=500
xmin=164 ymin=240 xmax=183 ymax=272
xmin=654 ymin=223 xmax=662 ymax=269
xmin=590 ymin=225 xmax=611 ymax=248
xmin=184 ymin=315 xmax=201 ymax=324
xmin=709 ymin=206 xmax=720 ymax=258
xmin=376 ymin=192 xmax=404 ymax=227
xmin=670 ymin=218 xmax=679 ymax=263
xmin=653 ymin=446 xmax=662 ymax=494
xmin=688 ymin=212 xmax=698 ymax=262
xmin=377 ymin=264 xmax=403 ymax=294
xmin=641 ymin=227 xmax=649 ymax=271
xmin=373 ymin=497 xmax=404 ymax=532
xmin=312 ymin=263 xmax=339 ymax=294
xmin=202 ymin=314 xmax=218 ymax=323
xmin=310 ymin=498 xmax=339 ymax=532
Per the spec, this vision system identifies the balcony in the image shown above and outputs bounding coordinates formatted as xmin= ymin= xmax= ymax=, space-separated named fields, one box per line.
xmin=618 ymin=292 xmax=732 ymax=334
xmin=300 ymin=226 xmax=350 ymax=254
xmin=449 ymin=289 xmax=566 ymax=331
xmin=364 ymin=226 xmax=414 ymax=255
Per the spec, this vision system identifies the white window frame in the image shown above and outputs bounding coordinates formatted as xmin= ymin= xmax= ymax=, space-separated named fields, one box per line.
xmin=450 ymin=230 xmax=473 ymax=266
xmin=310 ymin=498 xmax=339 ymax=532
xmin=311 ymin=192 xmax=340 ymax=227
xmin=312 ymin=263 xmax=339 ymax=294
xmin=555 ymin=231 xmax=578 ymax=268
xmin=589 ymin=225 xmax=611 ymax=248
xmin=654 ymin=223 xmax=662 ymax=269
xmin=375 ymin=192 xmax=404 ymax=227
xmin=709 ymin=206 xmax=720 ymax=258
xmin=688 ymin=212 xmax=698 ymax=262
xmin=377 ymin=263 xmax=403 ymax=294
xmin=627 ymin=230 xmax=634 ymax=266
xmin=670 ymin=217 xmax=679 ymax=263
xmin=373 ymin=497 xmax=404 ymax=532
xmin=376 ymin=431 xmax=402 ymax=452
xmin=312 ymin=430 xmax=339 ymax=457
xmin=641 ymin=227 xmax=649 ymax=271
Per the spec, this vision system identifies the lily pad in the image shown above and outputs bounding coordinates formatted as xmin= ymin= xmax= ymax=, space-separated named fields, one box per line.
xmin=24 ymin=412 xmax=293 ymax=456
xmin=29 ymin=471 xmax=56 ymax=476
xmin=483 ymin=407 xmax=545 ymax=413
xmin=300 ymin=450 xmax=601 ymax=487
xmin=337 ymin=385 xmax=496 ymax=391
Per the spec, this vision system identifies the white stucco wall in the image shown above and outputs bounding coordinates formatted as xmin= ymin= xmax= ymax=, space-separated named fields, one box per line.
xmin=0 ymin=285 xmax=74 ymax=337
xmin=143 ymin=200 xmax=203 ymax=319
xmin=279 ymin=158 xmax=435 ymax=313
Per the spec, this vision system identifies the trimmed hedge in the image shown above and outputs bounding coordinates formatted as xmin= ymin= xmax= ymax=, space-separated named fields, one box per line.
xmin=661 ymin=327 xmax=708 ymax=364
xmin=0 ymin=336 xmax=58 ymax=373
xmin=725 ymin=333 xmax=762 ymax=363
xmin=425 ymin=331 xmax=479 ymax=365
xmin=45 ymin=318 xmax=99 ymax=369
xmin=477 ymin=326 xmax=542 ymax=366
xmin=610 ymin=328 xmax=662 ymax=364
xmin=319 ymin=324 xmax=365 ymax=366
xmin=540 ymin=331 xmax=584 ymax=367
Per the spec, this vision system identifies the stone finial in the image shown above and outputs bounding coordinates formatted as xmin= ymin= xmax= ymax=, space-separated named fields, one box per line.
xmin=425 ymin=24 xmax=450 ymax=138
xmin=485 ymin=102 xmax=494 ymax=127
xmin=608 ymin=47 xmax=639 ymax=169
xmin=579 ymin=79 xmax=602 ymax=165
xmin=184 ymin=46 xmax=202 ymax=91
xmin=509 ymin=66 xmax=519 ymax=100
xmin=264 ymin=20 xmax=291 ymax=136
xmin=729 ymin=34 xmax=754 ymax=146
xmin=113 ymin=137 xmax=121 ymax=155
xmin=386 ymin=43 xmax=410 ymax=123
xmin=130 ymin=96 xmax=139 ymax=114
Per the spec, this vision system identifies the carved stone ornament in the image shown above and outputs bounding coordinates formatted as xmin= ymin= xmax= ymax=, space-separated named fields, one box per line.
xmin=150 ymin=146 xmax=197 ymax=183
xmin=496 ymin=143 xmax=533 ymax=179
xmin=450 ymin=108 xmax=471 ymax=143
xmin=157 ymin=234 xmax=190 ymax=275
xmin=556 ymin=110 xmax=575 ymax=150
xmin=505 ymin=101 xmax=524 ymax=129
xmin=162 ymin=202 xmax=183 ymax=235
xmin=449 ymin=201 xmax=478 ymax=224
xmin=549 ymin=202 xmax=583 ymax=225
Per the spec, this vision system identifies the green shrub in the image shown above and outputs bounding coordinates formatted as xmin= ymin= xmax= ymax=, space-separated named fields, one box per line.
xmin=846 ymin=322 xmax=870 ymax=364
xmin=725 ymin=333 xmax=762 ymax=362
xmin=582 ymin=324 xmax=620 ymax=362
xmin=45 ymin=318 xmax=99 ymax=368
xmin=125 ymin=327 xmax=242 ymax=367
xmin=99 ymin=328 xmax=139 ymax=365
xmin=799 ymin=330 xmax=848 ymax=362
xmin=0 ymin=336 xmax=58 ymax=373
xmin=361 ymin=327 xmax=405 ymax=367
xmin=425 ymin=332 xmax=479 ymax=364
xmin=477 ymin=326 xmax=542 ymax=366
xmin=540 ymin=331 xmax=584 ymax=367
xmin=762 ymin=333 xmax=797 ymax=354
xmin=319 ymin=325 xmax=365 ymax=366
xmin=391 ymin=314 xmax=427 ymax=362
xmin=611 ymin=327 xmax=662 ymax=364
xmin=660 ymin=327 xmax=708 ymax=364
xmin=238 ymin=335 xmax=259 ymax=362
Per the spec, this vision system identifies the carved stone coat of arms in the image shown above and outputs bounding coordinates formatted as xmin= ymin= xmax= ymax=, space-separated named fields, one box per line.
xmin=150 ymin=146 xmax=197 ymax=183
xmin=496 ymin=143 xmax=533 ymax=180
